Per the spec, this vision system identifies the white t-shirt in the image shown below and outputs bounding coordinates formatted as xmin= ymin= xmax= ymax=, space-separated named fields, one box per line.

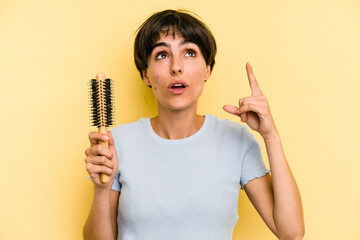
xmin=111 ymin=114 xmax=270 ymax=240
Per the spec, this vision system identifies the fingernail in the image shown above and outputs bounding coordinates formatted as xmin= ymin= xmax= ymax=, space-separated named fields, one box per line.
xmin=103 ymin=136 xmax=109 ymax=141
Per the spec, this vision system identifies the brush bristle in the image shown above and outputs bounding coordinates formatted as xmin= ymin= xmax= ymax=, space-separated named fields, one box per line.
xmin=89 ymin=78 xmax=115 ymax=128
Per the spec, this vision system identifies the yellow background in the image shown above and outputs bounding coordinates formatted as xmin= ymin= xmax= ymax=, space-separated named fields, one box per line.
xmin=1 ymin=0 xmax=359 ymax=239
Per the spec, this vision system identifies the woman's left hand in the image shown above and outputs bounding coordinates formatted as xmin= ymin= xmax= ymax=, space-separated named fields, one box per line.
xmin=223 ymin=62 xmax=278 ymax=140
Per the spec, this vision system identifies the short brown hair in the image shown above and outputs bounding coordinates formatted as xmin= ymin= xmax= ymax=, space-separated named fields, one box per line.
xmin=134 ymin=9 xmax=217 ymax=80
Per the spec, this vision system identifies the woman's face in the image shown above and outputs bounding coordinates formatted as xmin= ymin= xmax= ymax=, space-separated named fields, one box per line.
xmin=142 ymin=33 xmax=211 ymax=112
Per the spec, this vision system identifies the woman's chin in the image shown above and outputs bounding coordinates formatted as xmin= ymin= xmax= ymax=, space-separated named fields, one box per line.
xmin=158 ymin=100 xmax=198 ymax=113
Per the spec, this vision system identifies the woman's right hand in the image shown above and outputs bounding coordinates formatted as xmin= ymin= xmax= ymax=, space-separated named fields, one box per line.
xmin=84 ymin=131 xmax=119 ymax=189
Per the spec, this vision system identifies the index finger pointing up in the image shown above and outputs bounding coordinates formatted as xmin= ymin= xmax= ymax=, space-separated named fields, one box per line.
xmin=246 ymin=62 xmax=263 ymax=96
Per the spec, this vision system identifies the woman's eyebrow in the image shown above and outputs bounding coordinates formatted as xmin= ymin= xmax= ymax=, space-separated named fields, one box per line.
xmin=152 ymin=42 xmax=170 ymax=51
xmin=180 ymin=39 xmax=195 ymax=46
xmin=151 ymin=40 xmax=196 ymax=51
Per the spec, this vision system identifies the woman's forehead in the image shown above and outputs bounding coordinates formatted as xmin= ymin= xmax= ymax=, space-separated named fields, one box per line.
xmin=152 ymin=36 xmax=198 ymax=52
xmin=156 ymin=30 xmax=183 ymax=41
xmin=154 ymin=32 xmax=198 ymax=46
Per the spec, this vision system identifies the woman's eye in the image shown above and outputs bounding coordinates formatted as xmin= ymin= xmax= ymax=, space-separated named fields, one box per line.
xmin=185 ymin=50 xmax=196 ymax=57
xmin=156 ymin=52 xmax=168 ymax=60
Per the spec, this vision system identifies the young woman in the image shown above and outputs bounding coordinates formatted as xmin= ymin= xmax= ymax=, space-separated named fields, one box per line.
xmin=83 ymin=9 xmax=305 ymax=240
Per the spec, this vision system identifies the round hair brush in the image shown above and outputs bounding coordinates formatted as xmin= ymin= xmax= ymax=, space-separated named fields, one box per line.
xmin=89 ymin=73 xmax=115 ymax=183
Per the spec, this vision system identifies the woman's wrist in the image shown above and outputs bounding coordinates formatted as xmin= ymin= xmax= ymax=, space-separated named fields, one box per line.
xmin=94 ymin=184 xmax=113 ymax=195
xmin=262 ymin=130 xmax=280 ymax=143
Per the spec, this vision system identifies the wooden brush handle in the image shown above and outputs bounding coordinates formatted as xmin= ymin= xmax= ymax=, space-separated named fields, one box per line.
xmin=97 ymin=72 xmax=110 ymax=184
xmin=98 ymin=126 xmax=110 ymax=183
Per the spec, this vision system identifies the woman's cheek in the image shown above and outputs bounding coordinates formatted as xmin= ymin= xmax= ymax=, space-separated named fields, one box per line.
xmin=193 ymin=81 xmax=204 ymax=96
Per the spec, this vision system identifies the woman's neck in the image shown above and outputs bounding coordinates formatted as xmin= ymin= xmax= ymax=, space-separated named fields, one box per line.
xmin=150 ymin=108 xmax=205 ymax=140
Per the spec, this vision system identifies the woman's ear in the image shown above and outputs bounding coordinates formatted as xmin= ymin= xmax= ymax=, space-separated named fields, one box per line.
xmin=204 ymin=65 xmax=211 ymax=82
xmin=142 ymin=70 xmax=151 ymax=87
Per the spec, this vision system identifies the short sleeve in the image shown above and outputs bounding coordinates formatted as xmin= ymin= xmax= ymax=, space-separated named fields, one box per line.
xmin=111 ymin=170 xmax=122 ymax=192
xmin=240 ymin=127 xmax=270 ymax=190
xmin=110 ymin=128 xmax=122 ymax=192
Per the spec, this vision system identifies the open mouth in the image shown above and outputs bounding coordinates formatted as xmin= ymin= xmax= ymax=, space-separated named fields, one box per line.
xmin=170 ymin=83 xmax=186 ymax=89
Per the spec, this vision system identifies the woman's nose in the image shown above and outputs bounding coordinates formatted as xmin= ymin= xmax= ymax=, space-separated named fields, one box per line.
xmin=172 ymin=68 xmax=182 ymax=74
xmin=171 ymin=56 xmax=183 ymax=75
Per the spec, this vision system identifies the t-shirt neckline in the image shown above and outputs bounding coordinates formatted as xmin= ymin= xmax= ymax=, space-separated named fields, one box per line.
xmin=145 ymin=114 xmax=210 ymax=144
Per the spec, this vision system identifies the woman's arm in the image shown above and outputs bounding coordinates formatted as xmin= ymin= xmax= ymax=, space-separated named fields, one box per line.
xmin=83 ymin=188 xmax=119 ymax=240
xmin=224 ymin=62 xmax=304 ymax=239
xmin=83 ymin=131 xmax=120 ymax=240
xmin=244 ymin=132 xmax=304 ymax=240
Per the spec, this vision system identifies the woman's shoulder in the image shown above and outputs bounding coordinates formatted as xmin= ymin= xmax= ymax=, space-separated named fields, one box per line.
xmin=207 ymin=114 xmax=245 ymax=134
xmin=110 ymin=117 xmax=149 ymax=137
xmin=207 ymin=114 xmax=258 ymax=146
